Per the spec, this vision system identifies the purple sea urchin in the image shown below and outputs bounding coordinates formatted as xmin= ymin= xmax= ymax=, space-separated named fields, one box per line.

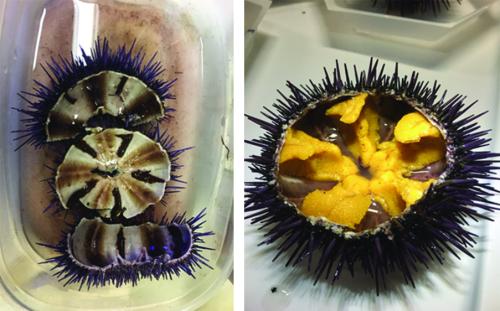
xmin=13 ymin=38 xmax=175 ymax=149
xmin=245 ymin=58 xmax=499 ymax=293
xmin=41 ymin=209 xmax=213 ymax=289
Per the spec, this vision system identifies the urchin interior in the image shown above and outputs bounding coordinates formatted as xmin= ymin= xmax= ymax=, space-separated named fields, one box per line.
xmin=46 ymin=70 xmax=165 ymax=142
xmin=276 ymin=92 xmax=447 ymax=233
xmin=55 ymin=128 xmax=171 ymax=219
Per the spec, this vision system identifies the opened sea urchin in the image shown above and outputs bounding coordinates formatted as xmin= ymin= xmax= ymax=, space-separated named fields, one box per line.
xmin=245 ymin=58 xmax=499 ymax=292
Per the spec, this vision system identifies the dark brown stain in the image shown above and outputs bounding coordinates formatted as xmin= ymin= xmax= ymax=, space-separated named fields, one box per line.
xmin=74 ymin=140 xmax=98 ymax=158
xmin=131 ymin=170 xmax=165 ymax=184
xmin=116 ymin=133 xmax=133 ymax=157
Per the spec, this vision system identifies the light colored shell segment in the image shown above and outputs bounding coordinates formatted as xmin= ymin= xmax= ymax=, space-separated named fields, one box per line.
xmin=69 ymin=218 xmax=192 ymax=269
xmin=56 ymin=128 xmax=171 ymax=219
xmin=45 ymin=71 xmax=165 ymax=142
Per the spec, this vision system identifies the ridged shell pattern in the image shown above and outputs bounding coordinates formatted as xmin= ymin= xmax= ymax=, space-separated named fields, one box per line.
xmin=56 ymin=128 xmax=171 ymax=219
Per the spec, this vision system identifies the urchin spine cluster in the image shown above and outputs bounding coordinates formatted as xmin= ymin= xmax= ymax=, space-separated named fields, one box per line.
xmin=372 ymin=0 xmax=462 ymax=15
xmin=15 ymin=38 xmax=213 ymax=289
xmin=245 ymin=58 xmax=499 ymax=293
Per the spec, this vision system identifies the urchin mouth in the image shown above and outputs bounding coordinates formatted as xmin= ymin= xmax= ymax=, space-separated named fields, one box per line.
xmin=91 ymin=166 xmax=120 ymax=178
xmin=274 ymin=91 xmax=450 ymax=235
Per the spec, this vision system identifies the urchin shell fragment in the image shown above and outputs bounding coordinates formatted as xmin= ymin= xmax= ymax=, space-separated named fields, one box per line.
xmin=14 ymin=38 xmax=175 ymax=149
xmin=42 ymin=210 xmax=213 ymax=289
xmin=46 ymin=71 xmax=165 ymax=142
xmin=70 ymin=218 xmax=191 ymax=268
xmin=245 ymin=58 xmax=500 ymax=292
xmin=56 ymin=128 xmax=170 ymax=219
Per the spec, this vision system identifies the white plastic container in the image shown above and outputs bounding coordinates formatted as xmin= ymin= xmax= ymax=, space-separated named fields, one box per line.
xmin=245 ymin=0 xmax=272 ymax=58
xmin=0 ymin=0 xmax=233 ymax=309
xmin=324 ymin=0 xmax=498 ymax=42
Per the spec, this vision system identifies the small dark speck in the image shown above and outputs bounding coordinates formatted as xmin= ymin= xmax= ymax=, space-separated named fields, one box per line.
xmin=271 ymin=287 xmax=277 ymax=293
xmin=302 ymin=11 xmax=306 ymax=14
xmin=248 ymin=29 xmax=256 ymax=33
xmin=174 ymin=71 xmax=183 ymax=74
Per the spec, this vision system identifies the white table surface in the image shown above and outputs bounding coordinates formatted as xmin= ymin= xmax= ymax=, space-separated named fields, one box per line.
xmin=245 ymin=1 xmax=500 ymax=310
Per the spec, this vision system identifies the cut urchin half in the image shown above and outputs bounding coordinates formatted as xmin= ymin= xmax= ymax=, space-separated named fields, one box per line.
xmin=40 ymin=209 xmax=213 ymax=289
xmin=13 ymin=38 xmax=175 ymax=149
xmin=245 ymin=58 xmax=499 ymax=293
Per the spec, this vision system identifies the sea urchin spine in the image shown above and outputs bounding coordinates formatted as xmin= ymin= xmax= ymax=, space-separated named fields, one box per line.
xmin=372 ymin=0 xmax=462 ymax=15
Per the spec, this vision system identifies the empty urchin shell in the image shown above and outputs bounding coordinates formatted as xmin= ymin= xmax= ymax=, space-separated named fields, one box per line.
xmin=245 ymin=58 xmax=499 ymax=292
xmin=14 ymin=38 xmax=175 ymax=149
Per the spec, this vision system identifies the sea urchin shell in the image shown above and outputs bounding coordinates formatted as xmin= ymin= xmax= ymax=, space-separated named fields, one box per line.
xmin=245 ymin=58 xmax=499 ymax=292
xmin=55 ymin=128 xmax=171 ymax=219
xmin=14 ymin=38 xmax=175 ymax=149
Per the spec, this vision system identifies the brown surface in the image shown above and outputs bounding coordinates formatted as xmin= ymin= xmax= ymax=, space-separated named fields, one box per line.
xmin=20 ymin=0 xmax=201 ymax=257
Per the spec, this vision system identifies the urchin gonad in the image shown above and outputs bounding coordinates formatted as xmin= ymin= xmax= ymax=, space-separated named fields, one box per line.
xmin=278 ymin=93 xmax=447 ymax=232
xmin=55 ymin=128 xmax=171 ymax=219
xmin=245 ymin=58 xmax=499 ymax=292
xmin=13 ymin=38 xmax=213 ymax=289
xmin=42 ymin=210 xmax=213 ymax=289
xmin=13 ymin=38 xmax=175 ymax=149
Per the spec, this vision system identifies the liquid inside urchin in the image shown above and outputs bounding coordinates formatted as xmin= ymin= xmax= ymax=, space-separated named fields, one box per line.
xmin=245 ymin=58 xmax=499 ymax=292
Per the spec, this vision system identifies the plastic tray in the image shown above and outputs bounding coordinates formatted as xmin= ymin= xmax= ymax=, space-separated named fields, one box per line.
xmin=0 ymin=0 xmax=233 ymax=309
xmin=245 ymin=1 xmax=500 ymax=310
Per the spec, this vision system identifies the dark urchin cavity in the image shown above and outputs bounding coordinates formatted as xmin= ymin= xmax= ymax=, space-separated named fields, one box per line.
xmin=245 ymin=58 xmax=499 ymax=293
